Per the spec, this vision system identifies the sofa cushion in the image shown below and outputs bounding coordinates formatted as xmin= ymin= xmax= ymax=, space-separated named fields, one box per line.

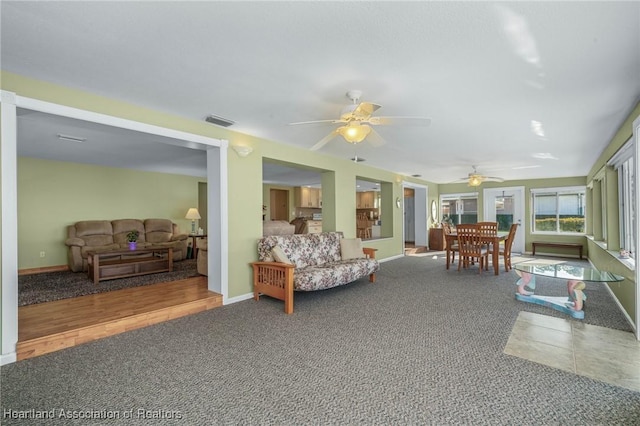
xmin=272 ymin=245 xmax=292 ymax=264
xmin=145 ymin=219 xmax=174 ymax=243
xmin=74 ymin=221 xmax=115 ymax=246
xmin=340 ymin=238 xmax=365 ymax=260
xmin=112 ymin=219 xmax=146 ymax=244
xmin=294 ymin=258 xmax=379 ymax=291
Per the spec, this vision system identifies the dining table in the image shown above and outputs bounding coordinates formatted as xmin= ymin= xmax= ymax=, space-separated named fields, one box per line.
xmin=445 ymin=230 xmax=508 ymax=275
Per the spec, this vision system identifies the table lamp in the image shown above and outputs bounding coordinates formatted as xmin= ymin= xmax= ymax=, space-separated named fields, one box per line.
xmin=185 ymin=208 xmax=201 ymax=234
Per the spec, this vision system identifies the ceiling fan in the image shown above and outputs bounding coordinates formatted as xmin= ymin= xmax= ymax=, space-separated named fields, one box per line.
xmin=454 ymin=166 xmax=505 ymax=187
xmin=289 ymin=90 xmax=432 ymax=151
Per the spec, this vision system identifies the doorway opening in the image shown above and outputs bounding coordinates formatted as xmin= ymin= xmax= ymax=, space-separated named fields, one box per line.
xmin=402 ymin=183 xmax=428 ymax=254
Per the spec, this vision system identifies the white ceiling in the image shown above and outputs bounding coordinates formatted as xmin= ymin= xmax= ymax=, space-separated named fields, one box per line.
xmin=3 ymin=2 xmax=639 ymax=184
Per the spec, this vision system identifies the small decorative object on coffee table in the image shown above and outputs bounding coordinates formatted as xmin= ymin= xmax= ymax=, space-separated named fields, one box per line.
xmin=126 ymin=230 xmax=139 ymax=250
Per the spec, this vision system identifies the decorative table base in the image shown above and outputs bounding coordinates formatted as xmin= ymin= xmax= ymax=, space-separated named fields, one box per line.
xmin=514 ymin=293 xmax=584 ymax=319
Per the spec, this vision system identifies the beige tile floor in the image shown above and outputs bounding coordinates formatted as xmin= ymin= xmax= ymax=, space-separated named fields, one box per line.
xmin=504 ymin=311 xmax=640 ymax=392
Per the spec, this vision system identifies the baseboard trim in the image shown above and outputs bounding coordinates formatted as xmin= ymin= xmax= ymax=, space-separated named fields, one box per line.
xmin=224 ymin=292 xmax=254 ymax=305
xmin=381 ymin=254 xmax=404 ymax=263
xmin=19 ymin=265 xmax=69 ymax=276
xmin=1 ymin=351 xmax=17 ymax=365
xmin=602 ymin=281 xmax=637 ymax=336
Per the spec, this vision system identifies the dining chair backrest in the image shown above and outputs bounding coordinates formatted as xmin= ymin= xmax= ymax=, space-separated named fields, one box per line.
xmin=477 ymin=222 xmax=498 ymax=238
xmin=504 ymin=223 xmax=518 ymax=253
xmin=456 ymin=223 xmax=484 ymax=257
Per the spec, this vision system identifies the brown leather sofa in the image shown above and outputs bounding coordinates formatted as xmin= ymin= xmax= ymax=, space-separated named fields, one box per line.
xmin=65 ymin=218 xmax=189 ymax=272
xmin=197 ymin=238 xmax=208 ymax=276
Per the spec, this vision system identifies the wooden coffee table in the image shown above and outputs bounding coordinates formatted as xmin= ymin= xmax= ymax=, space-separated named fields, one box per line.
xmin=87 ymin=247 xmax=173 ymax=284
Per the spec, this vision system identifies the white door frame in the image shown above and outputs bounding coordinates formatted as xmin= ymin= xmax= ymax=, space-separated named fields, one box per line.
xmin=483 ymin=186 xmax=526 ymax=254
xmin=402 ymin=182 xmax=428 ymax=249
xmin=1 ymin=90 xmax=229 ymax=364
xmin=633 ymin=114 xmax=640 ymax=341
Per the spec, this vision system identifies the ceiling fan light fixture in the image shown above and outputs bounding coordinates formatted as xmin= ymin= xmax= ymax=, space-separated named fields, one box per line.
xmin=338 ymin=124 xmax=371 ymax=144
xmin=468 ymin=174 xmax=484 ymax=187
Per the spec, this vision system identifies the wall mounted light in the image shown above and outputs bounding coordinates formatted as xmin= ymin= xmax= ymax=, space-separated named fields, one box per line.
xmin=232 ymin=145 xmax=253 ymax=157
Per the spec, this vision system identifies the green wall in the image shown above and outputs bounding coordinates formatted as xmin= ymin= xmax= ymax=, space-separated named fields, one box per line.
xmin=438 ymin=176 xmax=587 ymax=254
xmin=2 ymin=71 xmax=637 ymax=326
xmin=585 ymin=101 xmax=640 ymax=321
xmin=17 ymin=157 xmax=202 ymax=269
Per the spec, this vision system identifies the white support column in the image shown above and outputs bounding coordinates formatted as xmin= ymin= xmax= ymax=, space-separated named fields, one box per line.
xmin=1 ymin=90 xmax=19 ymax=365
xmin=207 ymin=141 xmax=229 ymax=301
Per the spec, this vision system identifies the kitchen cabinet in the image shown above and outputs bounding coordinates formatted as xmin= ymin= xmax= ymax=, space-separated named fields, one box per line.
xmin=295 ymin=187 xmax=322 ymax=208
xmin=357 ymin=191 xmax=375 ymax=208
xmin=306 ymin=220 xmax=323 ymax=234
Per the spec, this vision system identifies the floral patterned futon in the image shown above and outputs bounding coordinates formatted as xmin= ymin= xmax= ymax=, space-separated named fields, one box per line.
xmin=257 ymin=232 xmax=379 ymax=291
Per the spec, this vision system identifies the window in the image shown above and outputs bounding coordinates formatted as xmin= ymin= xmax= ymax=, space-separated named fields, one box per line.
xmin=609 ymin=138 xmax=635 ymax=256
xmin=441 ymin=193 xmax=478 ymax=225
xmin=531 ymin=187 xmax=586 ymax=234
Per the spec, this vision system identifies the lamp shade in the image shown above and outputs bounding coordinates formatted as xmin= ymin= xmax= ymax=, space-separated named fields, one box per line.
xmin=185 ymin=208 xmax=201 ymax=220
xmin=338 ymin=124 xmax=371 ymax=143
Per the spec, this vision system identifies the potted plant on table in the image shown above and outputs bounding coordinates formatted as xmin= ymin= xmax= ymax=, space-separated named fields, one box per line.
xmin=126 ymin=230 xmax=139 ymax=250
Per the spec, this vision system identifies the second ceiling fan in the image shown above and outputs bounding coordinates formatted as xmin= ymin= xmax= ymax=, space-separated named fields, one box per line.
xmin=289 ymin=90 xmax=432 ymax=151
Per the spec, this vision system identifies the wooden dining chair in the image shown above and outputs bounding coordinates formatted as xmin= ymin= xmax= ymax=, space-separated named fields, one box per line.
xmin=442 ymin=222 xmax=458 ymax=263
xmin=456 ymin=223 xmax=489 ymax=274
xmin=488 ymin=223 xmax=518 ymax=272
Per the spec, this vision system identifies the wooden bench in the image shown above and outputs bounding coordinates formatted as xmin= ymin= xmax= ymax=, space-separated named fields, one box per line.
xmin=532 ymin=242 xmax=583 ymax=259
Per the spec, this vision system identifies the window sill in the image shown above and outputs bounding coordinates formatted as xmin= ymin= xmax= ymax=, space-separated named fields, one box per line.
xmin=587 ymin=236 xmax=635 ymax=271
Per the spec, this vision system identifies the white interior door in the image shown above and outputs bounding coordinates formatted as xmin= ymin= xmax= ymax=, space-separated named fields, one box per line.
xmin=483 ymin=187 xmax=525 ymax=253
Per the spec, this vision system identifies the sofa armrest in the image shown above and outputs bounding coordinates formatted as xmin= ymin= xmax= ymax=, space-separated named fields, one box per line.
xmin=171 ymin=233 xmax=188 ymax=241
xmin=251 ymin=261 xmax=295 ymax=314
xmin=363 ymin=247 xmax=377 ymax=259
xmin=65 ymin=237 xmax=85 ymax=247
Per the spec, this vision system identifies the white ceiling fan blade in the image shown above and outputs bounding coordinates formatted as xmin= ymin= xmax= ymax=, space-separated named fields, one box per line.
xmin=289 ymin=119 xmax=345 ymax=126
xmin=367 ymin=116 xmax=432 ymax=127
xmin=352 ymin=102 xmax=382 ymax=118
xmin=484 ymin=176 xmax=505 ymax=182
xmin=309 ymin=129 xmax=340 ymax=151
xmin=366 ymin=127 xmax=387 ymax=147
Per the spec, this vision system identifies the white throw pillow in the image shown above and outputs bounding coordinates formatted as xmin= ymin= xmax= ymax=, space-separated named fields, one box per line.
xmin=340 ymin=238 xmax=365 ymax=260
xmin=271 ymin=245 xmax=292 ymax=264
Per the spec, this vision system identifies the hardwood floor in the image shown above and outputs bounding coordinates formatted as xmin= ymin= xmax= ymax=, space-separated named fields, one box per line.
xmin=17 ymin=277 xmax=222 ymax=361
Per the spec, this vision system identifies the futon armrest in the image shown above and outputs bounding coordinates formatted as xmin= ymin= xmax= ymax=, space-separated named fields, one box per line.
xmin=363 ymin=247 xmax=377 ymax=259
xmin=250 ymin=261 xmax=295 ymax=270
xmin=171 ymin=233 xmax=188 ymax=241
xmin=65 ymin=237 xmax=85 ymax=247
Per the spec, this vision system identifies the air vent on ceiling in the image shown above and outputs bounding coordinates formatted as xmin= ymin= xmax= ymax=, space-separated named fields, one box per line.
xmin=205 ymin=114 xmax=235 ymax=127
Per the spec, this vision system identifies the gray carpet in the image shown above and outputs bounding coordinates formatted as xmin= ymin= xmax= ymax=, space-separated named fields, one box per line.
xmin=18 ymin=259 xmax=199 ymax=306
xmin=2 ymin=255 xmax=639 ymax=424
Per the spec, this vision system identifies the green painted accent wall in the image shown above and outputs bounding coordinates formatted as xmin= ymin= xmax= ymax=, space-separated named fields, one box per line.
xmin=17 ymin=157 xmax=202 ymax=269
xmin=587 ymin=239 xmax=635 ymax=321
xmin=438 ymin=176 xmax=588 ymax=254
